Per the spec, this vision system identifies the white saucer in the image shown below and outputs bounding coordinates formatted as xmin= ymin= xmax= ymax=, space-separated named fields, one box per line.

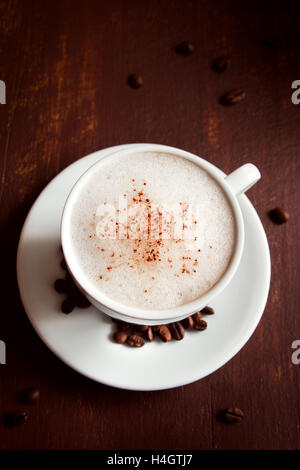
xmin=17 ymin=145 xmax=271 ymax=391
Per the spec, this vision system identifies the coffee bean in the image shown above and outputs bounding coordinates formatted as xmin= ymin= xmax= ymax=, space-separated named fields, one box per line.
xmin=113 ymin=331 xmax=128 ymax=344
xmin=157 ymin=325 xmax=172 ymax=342
xmin=61 ymin=297 xmax=74 ymax=314
xmin=54 ymin=278 xmax=67 ymax=294
xmin=181 ymin=316 xmax=194 ymax=329
xmin=192 ymin=312 xmax=207 ymax=331
xmin=64 ymin=271 xmax=74 ymax=285
xmin=145 ymin=327 xmax=154 ymax=342
xmin=220 ymin=88 xmax=246 ymax=105
xmin=152 ymin=325 xmax=161 ymax=333
xmin=268 ymin=207 xmax=289 ymax=224
xmin=223 ymin=407 xmax=244 ymax=423
xmin=5 ymin=411 xmax=28 ymax=427
xmin=175 ymin=41 xmax=194 ymax=55
xmin=201 ymin=306 xmax=215 ymax=315
xmin=67 ymin=287 xmax=82 ymax=301
xmin=169 ymin=322 xmax=185 ymax=340
xmin=57 ymin=263 xmax=90 ymax=310
xmin=192 ymin=311 xmax=202 ymax=322
xmin=20 ymin=387 xmax=40 ymax=405
xmin=115 ymin=320 xmax=131 ymax=331
xmin=74 ymin=293 xmax=91 ymax=309
xmin=127 ymin=334 xmax=145 ymax=347
xmin=212 ymin=56 xmax=230 ymax=73
xmin=60 ymin=258 xmax=67 ymax=270
xmin=195 ymin=319 xmax=207 ymax=331
xmin=130 ymin=329 xmax=143 ymax=337
xmin=65 ymin=274 xmax=81 ymax=297
xmin=135 ymin=324 xmax=149 ymax=332
xmin=128 ymin=73 xmax=143 ymax=89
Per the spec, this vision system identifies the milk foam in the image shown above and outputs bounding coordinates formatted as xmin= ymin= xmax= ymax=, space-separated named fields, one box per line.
xmin=70 ymin=152 xmax=236 ymax=310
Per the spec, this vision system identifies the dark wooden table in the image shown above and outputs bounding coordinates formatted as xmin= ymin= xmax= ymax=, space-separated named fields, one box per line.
xmin=1 ymin=0 xmax=300 ymax=450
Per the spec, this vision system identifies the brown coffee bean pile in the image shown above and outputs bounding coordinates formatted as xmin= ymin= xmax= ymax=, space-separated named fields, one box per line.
xmin=112 ymin=306 xmax=214 ymax=347
xmin=3 ymin=387 xmax=40 ymax=427
xmin=54 ymin=254 xmax=91 ymax=313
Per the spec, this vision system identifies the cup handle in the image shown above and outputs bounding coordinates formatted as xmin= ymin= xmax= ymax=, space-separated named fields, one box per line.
xmin=225 ymin=163 xmax=261 ymax=196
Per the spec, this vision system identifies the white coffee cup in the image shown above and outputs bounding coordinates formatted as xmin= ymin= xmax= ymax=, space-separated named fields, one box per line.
xmin=61 ymin=144 xmax=260 ymax=325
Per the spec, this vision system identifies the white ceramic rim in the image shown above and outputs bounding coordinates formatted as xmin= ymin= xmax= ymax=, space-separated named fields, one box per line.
xmin=61 ymin=144 xmax=244 ymax=322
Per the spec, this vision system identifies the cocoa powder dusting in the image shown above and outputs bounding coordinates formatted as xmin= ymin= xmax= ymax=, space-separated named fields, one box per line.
xmin=95 ymin=179 xmax=201 ymax=287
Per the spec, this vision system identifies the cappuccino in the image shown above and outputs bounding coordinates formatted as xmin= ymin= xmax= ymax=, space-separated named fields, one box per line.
xmin=69 ymin=151 xmax=236 ymax=310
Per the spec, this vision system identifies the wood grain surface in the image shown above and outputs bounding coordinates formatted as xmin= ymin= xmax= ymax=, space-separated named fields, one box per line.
xmin=0 ymin=0 xmax=300 ymax=450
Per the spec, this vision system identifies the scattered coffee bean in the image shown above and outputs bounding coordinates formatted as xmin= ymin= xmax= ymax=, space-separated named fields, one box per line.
xmin=201 ymin=306 xmax=215 ymax=315
xmin=175 ymin=41 xmax=194 ymax=55
xmin=268 ymin=207 xmax=289 ymax=225
xmin=127 ymin=334 xmax=145 ymax=347
xmin=128 ymin=73 xmax=143 ymax=89
xmin=61 ymin=297 xmax=74 ymax=314
xmin=223 ymin=407 xmax=244 ymax=423
xmin=220 ymin=88 xmax=246 ymax=105
xmin=212 ymin=56 xmax=230 ymax=73
xmin=169 ymin=322 xmax=185 ymax=340
xmin=113 ymin=331 xmax=128 ymax=344
xmin=54 ymin=278 xmax=67 ymax=294
xmin=5 ymin=411 xmax=28 ymax=427
xmin=20 ymin=387 xmax=40 ymax=405
xmin=60 ymin=258 xmax=67 ymax=270
xmin=145 ymin=327 xmax=154 ymax=342
xmin=157 ymin=325 xmax=172 ymax=342
xmin=181 ymin=316 xmax=194 ymax=329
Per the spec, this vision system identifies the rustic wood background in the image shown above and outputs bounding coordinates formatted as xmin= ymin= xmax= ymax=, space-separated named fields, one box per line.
xmin=0 ymin=0 xmax=300 ymax=450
